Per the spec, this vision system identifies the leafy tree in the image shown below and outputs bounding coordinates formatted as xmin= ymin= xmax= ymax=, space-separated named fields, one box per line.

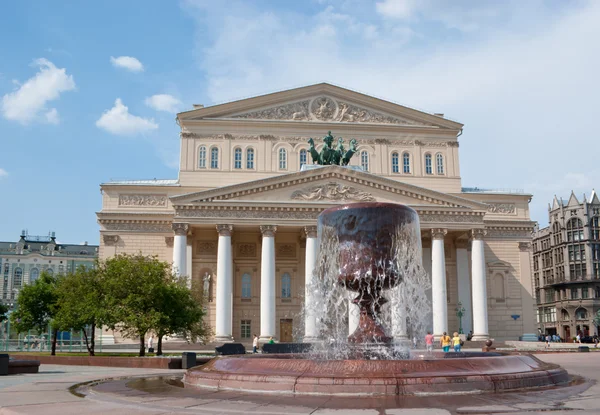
xmin=103 ymin=253 xmax=169 ymax=356
xmin=0 ymin=302 xmax=8 ymax=323
xmin=10 ymin=272 xmax=61 ymax=355
xmin=152 ymin=277 xmax=207 ymax=355
xmin=54 ymin=264 xmax=107 ymax=356
xmin=595 ymin=309 xmax=600 ymax=331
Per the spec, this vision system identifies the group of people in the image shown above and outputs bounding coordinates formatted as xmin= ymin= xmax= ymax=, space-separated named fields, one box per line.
xmin=423 ymin=331 xmax=464 ymax=352
xmin=252 ymin=334 xmax=274 ymax=353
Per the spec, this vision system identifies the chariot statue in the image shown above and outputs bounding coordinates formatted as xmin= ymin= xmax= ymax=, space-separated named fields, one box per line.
xmin=307 ymin=131 xmax=357 ymax=166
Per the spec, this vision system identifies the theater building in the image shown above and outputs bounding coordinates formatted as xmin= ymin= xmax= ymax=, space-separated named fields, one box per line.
xmin=97 ymin=83 xmax=537 ymax=342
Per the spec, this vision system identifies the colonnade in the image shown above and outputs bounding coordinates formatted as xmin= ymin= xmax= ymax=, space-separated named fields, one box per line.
xmin=172 ymin=223 xmax=489 ymax=342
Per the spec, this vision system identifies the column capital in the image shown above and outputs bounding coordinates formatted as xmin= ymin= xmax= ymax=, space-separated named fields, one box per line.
xmin=431 ymin=228 xmax=447 ymax=240
xmin=471 ymin=229 xmax=487 ymax=240
xmin=260 ymin=225 xmax=277 ymax=237
xmin=303 ymin=226 xmax=318 ymax=238
xmin=172 ymin=223 xmax=189 ymax=236
xmin=519 ymin=242 xmax=532 ymax=252
xmin=216 ymin=224 xmax=233 ymax=236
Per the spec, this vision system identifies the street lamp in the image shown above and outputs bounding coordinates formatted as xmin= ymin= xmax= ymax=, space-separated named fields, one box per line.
xmin=455 ymin=301 xmax=465 ymax=334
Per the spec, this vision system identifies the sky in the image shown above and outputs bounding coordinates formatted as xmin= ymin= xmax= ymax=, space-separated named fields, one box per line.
xmin=1 ymin=0 xmax=599 ymax=244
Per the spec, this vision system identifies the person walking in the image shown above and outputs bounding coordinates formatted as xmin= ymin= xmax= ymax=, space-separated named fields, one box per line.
xmin=424 ymin=331 xmax=434 ymax=353
xmin=440 ymin=332 xmax=451 ymax=352
xmin=412 ymin=335 xmax=417 ymax=349
xmin=147 ymin=335 xmax=154 ymax=353
xmin=452 ymin=332 xmax=462 ymax=352
xmin=252 ymin=334 xmax=259 ymax=354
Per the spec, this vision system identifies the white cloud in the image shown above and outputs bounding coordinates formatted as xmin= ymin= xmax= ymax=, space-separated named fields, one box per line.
xmin=1 ymin=58 xmax=75 ymax=124
xmin=96 ymin=98 xmax=158 ymax=136
xmin=0 ymin=168 xmax=7 ymax=178
xmin=145 ymin=94 xmax=183 ymax=113
xmin=376 ymin=0 xmax=420 ymax=19
xmin=110 ymin=56 xmax=144 ymax=72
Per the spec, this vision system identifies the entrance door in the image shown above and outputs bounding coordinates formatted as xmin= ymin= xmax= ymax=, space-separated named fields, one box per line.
xmin=280 ymin=319 xmax=293 ymax=343
xmin=564 ymin=326 xmax=571 ymax=342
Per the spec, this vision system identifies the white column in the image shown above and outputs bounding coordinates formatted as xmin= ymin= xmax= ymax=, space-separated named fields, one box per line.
xmin=422 ymin=242 xmax=433 ymax=333
xmin=431 ymin=229 xmax=448 ymax=338
xmin=303 ymin=226 xmax=319 ymax=342
xmin=518 ymin=242 xmax=538 ymax=341
xmin=215 ymin=224 xmax=233 ymax=343
xmin=471 ymin=229 xmax=489 ymax=341
xmin=348 ymin=294 xmax=360 ymax=336
xmin=172 ymin=223 xmax=188 ymax=277
xmin=186 ymin=240 xmax=193 ymax=289
xmin=391 ymin=286 xmax=409 ymax=344
xmin=455 ymin=240 xmax=473 ymax=335
xmin=260 ymin=225 xmax=277 ymax=342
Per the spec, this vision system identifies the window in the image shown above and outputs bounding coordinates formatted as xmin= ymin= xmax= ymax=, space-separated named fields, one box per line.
xmin=545 ymin=289 xmax=554 ymax=303
xmin=542 ymin=307 xmax=556 ymax=322
xmin=46 ymin=268 xmax=54 ymax=276
xmin=210 ymin=147 xmax=219 ymax=169
xmin=13 ymin=267 xmax=23 ymax=287
xmin=591 ymin=217 xmax=600 ymax=241
xmin=198 ymin=146 xmax=207 ymax=168
xmin=30 ymin=268 xmax=39 ymax=283
xmin=241 ymin=273 xmax=251 ymax=299
xmin=561 ymin=309 xmax=569 ymax=321
xmin=234 ymin=148 xmax=242 ymax=169
xmin=596 ymin=286 xmax=600 ymax=298
xmin=436 ymin=153 xmax=444 ymax=174
xmin=403 ymin=152 xmax=410 ymax=174
xmin=279 ymin=148 xmax=287 ymax=170
xmin=299 ymin=149 xmax=307 ymax=168
xmin=576 ymin=308 xmax=587 ymax=320
xmin=241 ymin=320 xmax=251 ymax=339
xmin=571 ymin=287 xmax=578 ymax=299
xmin=361 ymin=151 xmax=369 ymax=171
xmin=281 ymin=273 xmax=291 ymax=299
xmin=492 ymin=273 xmax=505 ymax=299
xmin=246 ymin=148 xmax=255 ymax=169
xmin=582 ymin=287 xmax=589 ymax=299
xmin=425 ymin=154 xmax=432 ymax=174
xmin=567 ymin=218 xmax=584 ymax=241
xmin=391 ymin=152 xmax=399 ymax=173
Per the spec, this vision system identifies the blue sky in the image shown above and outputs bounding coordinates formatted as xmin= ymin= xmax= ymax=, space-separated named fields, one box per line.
xmin=1 ymin=0 xmax=599 ymax=244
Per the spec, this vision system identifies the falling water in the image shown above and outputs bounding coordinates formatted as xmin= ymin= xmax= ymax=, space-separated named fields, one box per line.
xmin=297 ymin=205 xmax=431 ymax=360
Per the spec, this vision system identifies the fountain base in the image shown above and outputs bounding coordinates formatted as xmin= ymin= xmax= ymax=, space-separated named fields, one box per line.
xmin=184 ymin=352 xmax=569 ymax=396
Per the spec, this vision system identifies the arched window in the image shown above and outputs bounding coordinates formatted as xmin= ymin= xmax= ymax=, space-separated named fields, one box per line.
xmin=241 ymin=273 xmax=251 ymax=299
xmin=402 ymin=152 xmax=410 ymax=174
xmin=561 ymin=309 xmax=569 ymax=321
xmin=567 ymin=218 xmax=584 ymax=242
xmin=436 ymin=153 xmax=444 ymax=175
xmin=425 ymin=154 xmax=432 ymax=174
xmin=391 ymin=152 xmax=399 ymax=173
xmin=234 ymin=148 xmax=242 ymax=169
xmin=281 ymin=273 xmax=291 ymax=298
xmin=13 ymin=267 xmax=23 ymax=287
xmin=279 ymin=148 xmax=287 ymax=170
xmin=591 ymin=216 xmax=600 ymax=241
xmin=210 ymin=147 xmax=219 ymax=169
xmin=576 ymin=308 xmax=587 ymax=320
xmin=299 ymin=149 xmax=307 ymax=168
xmin=46 ymin=268 xmax=54 ymax=276
xmin=492 ymin=273 xmax=505 ymax=299
xmin=246 ymin=148 xmax=255 ymax=169
xmin=30 ymin=268 xmax=39 ymax=283
xmin=198 ymin=146 xmax=207 ymax=168
xmin=361 ymin=151 xmax=369 ymax=171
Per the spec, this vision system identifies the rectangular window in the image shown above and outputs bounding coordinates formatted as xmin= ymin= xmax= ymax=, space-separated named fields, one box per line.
xmin=392 ymin=154 xmax=399 ymax=173
xmin=247 ymin=149 xmax=255 ymax=169
xmin=299 ymin=150 xmax=307 ymax=168
xmin=571 ymin=287 xmax=578 ymax=299
xmin=582 ymin=288 xmax=589 ymax=299
xmin=241 ymin=320 xmax=251 ymax=339
xmin=545 ymin=290 xmax=554 ymax=303
xmin=403 ymin=153 xmax=410 ymax=174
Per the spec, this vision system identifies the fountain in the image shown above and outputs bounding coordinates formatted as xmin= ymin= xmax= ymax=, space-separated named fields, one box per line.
xmin=184 ymin=202 xmax=569 ymax=395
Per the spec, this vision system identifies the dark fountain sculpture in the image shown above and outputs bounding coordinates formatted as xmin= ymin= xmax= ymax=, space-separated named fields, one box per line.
xmin=184 ymin=134 xmax=570 ymax=396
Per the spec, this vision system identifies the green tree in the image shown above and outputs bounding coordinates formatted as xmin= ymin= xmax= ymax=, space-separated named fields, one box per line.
xmin=10 ymin=272 xmax=61 ymax=355
xmin=54 ymin=264 xmax=107 ymax=356
xmin=153 ymin=277 xmax=207 ymax=355
xmin=0 ymin=302 xmax=8 ymax=323
xmin=103 ymin=253 xmax=169 ymax=356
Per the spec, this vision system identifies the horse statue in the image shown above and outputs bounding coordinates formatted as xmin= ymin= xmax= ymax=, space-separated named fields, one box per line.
xmin=306 ymin=132 xmax=358 ymax=166
xmin=341 ymin=138 xmax=358 ymax=166
xmin=307 ymin=138 xmax=320 ymax=164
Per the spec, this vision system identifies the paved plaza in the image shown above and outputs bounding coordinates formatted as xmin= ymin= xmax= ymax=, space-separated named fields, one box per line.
xmin=1 ymin=352 xmax=600 ymax=414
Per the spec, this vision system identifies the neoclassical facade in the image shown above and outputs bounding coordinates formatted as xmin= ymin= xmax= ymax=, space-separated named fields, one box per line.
xmin=97 ymin=83 xmax=537 ymax=342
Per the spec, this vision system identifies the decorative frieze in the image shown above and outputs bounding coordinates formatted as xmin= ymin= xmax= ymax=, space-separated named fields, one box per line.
xmin=118 ymin=194 xmax=167 ymax=207
xmin=486 ymin=203 xmax=516 ymax=215
xmin=260 ymin=225 xmax=277 ymax=237
xmin=486 ymin=228 xmax=533 ymax=239
xmin=291 ymin=182 xmax=375 ymax=202
xmin=102 ymin=235 xmax=119 ymax=246
xmin=237 ymin=243 xmax=257 ymax=258
xmin=277 ymin=243 xmax=296 ymax=258
xmin=418 ymin=213 xmax=484 ymax=223
xmin=197 ymin=241 xmax=217 ymax=255
xmin=165 ymin=236 xmax=174 ymax=247
xmin=101 ymin=222 xmax=172 ymax=232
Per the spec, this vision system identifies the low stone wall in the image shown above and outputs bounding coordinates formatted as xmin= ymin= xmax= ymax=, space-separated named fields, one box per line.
xmin=9 ymin=355 xmax=210 ymax=369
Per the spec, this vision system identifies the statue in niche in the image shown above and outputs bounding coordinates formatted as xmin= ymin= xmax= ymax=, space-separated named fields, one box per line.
xmin=307 ymin=131 xmax=358 ymax=166
xmin=202 ymin=272 xmax=212 ymax=301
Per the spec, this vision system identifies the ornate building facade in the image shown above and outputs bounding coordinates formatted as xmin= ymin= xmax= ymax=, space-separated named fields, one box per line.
xmin=533 ymin=191 xmax=600 ymax=340
xmin=97 ymin=83 xmax=537 ymax=342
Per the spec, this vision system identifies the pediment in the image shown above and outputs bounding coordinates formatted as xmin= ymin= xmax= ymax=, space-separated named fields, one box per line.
xmin=178 ymin=83 xmax=462 ymax=130
xmin=171 ymin=166 xmax=487 ymax=210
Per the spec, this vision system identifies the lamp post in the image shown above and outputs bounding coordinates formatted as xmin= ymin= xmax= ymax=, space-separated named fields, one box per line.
xmin=455 ymin=301 xmax=465 ymax=334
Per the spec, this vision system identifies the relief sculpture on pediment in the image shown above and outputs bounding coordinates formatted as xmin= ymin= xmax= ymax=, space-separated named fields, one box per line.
xmin=291 ymin=182 xmax=375 ymax=202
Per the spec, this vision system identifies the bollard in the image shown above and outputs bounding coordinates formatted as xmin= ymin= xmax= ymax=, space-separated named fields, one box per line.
xmin=0 ymin=354 xmax=8 ymax=376
xmin=182 ymin=352 xmax=197 ymax=369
